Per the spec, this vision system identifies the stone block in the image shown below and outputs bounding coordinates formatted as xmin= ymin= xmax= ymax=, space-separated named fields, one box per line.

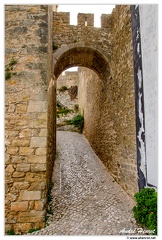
xmin=35 ymin=148 xmax=46 ymax=155
xmin=18 ymin=210 xmax=45 ymax=223
xmin=6 ymin=147 xmax=19 ymax=155
xmin=19 ymin=129 xmax=32 ymax=138
xmin=13 ymin=182 xmax=30 ymax=190
xmin=8 ymin=103 xmax=16 ymax=112
xmin=29 ymin=119 xmax=47 ymax=128
xmin=25 ymin=172 xmax=46 ymax=182
xmin=39 ymin=129 xmax=47 ymax=137
xmin=31 ymin=164 xmax=46 ymax=172
xmin=20 ymin=190 xmax=41 ymax=200
xmin=19 ymin=147 xmax=34 ymax=155
xmin=12 ymin=139 xmax=30 ymax=147
xmin=5 ymin=165 xmax=14 ymax=173
xmin=28 ymin=182 xmax=46 ymax=191
xmin=13 ymin=171 xmax=25 ymax=178
xmin=38 ymin=113 xmax=47 ymax=120
xmin=16 ymin=163 xmax=30 ymax=172
xmin=16 ymin=103 xmax=28 ymax=113
xmin=34 ymin=200 xmax=45 ymax=211
xmin=14 ymin=223 xmax=32 ymax=234
xmin=27 ymin=155 xmax=46 ymax=163
xmin=29 ymin=201 xmax=34 ymax=210
xmin=30 ymin=137 xmax=46 ymax=148
xmin=27 ymin=100 xmax=47 ymax=112
xmin=11 ymin=201 xmax=28 ymax=212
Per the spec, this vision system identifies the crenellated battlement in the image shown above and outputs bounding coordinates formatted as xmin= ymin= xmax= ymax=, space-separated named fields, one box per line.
xmin=77 ymin=13 xmax=94 ymax=27
xmin=53 ymin=11 xmax=112 ymax=28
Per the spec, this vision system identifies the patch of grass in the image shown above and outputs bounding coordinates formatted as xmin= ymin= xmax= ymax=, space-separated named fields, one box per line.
xmin=66 ymin=114 xmax=84 ymax=133
xmin=28 ymin=228 xmax=40 ymax=234
xmin=132 ymin=187 xmax=157 ymax=235
xmin=6 ymin=229 xmax=19 ymax=235
xmin=9 ymin=58 xmax=18 ymax=67
xmin=5 ymin=58 xmax=18 ymax=80
xmin=56 ymin=101 xmax=73 ymax=117
xmin=57 ymin=108 xmax=73 ymax=117
xmin=5 ymin=71 xmax=11 ymax=80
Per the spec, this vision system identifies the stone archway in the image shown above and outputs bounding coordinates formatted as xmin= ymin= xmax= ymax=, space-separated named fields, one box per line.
xmin=53 ymin=44 xmax=111 ymax=81
xmin=47 ymin=45 xmax=111 ymax=190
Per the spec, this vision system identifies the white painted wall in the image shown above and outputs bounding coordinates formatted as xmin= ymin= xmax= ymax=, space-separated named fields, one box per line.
xmin=139 ymin=5 xmax=158 ymax=187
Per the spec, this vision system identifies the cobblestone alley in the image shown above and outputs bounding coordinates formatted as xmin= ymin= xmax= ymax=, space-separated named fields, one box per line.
xmin=31 ymin=131 xmax=139 ymax=235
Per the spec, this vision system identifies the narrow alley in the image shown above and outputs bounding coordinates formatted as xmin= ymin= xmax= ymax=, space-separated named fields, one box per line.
xmin=31 ymin=131 xmax=138 ymax=235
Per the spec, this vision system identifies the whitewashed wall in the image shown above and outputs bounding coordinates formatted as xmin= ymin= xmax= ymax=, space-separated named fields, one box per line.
xmin=139 ymin=5 xmax=158 ymax=187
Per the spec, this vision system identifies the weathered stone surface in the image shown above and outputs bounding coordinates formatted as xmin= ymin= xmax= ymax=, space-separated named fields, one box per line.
xmin=35 ymin=148 xmax=46 ymax=155
xmin=16 ymin=103 xmax=28 ymax=113
xmin=12 ymin=139 xmax=30 ymax=147
xmin=19 ymin=129 xmax=32 ymax=138
xmin=30 ymin=137 xmax=46 ymax=147
xmin=13 ymin=182 xmax=30 ymax=190
xmin=6 ymin=147 xmax=19 ymax=155
xmin=19 ymin=147 xmax=34 ymax=155
xmin=28 ymin=182 xmax=46 ymax=191
xmin=27 ymin=101 xmax=47 ymax=112
xmin=25 ymin=172 xmax=46 ymax=182
xmin=19 ymin=190 xmax=41 ymax=201
xmin=18 ymin=210 xmax=45 ymax=223
xmin=11 ymin=201 xmax=28 ymax=212
xmin=34 ymin=200 xmax=45 ymax=211
xmin=31 ymin=164 xmax=46 ymax=172
xmin=14 ymin=223 xmax=32 ymax=234
xmin=5 ymin=165 xmax=14 ymax=173
xmin=16 ymin=163 xmax=31 ymax=172
xmin=27 ymin=155 xmax=46 ymax=163
xmin=39 ymin=129 xmax=47 ymax=137
xmin=13 ymin=172 xmax=25 ymax=178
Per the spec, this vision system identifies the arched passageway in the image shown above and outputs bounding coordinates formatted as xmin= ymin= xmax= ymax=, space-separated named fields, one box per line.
xmin=47 ymin=45 xmax=112 ymax=188
xmin=53 ymin=45 xmax=111 ymax=81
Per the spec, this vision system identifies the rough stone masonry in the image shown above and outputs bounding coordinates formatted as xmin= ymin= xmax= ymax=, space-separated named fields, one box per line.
xmin=5 ymin=5 xmax=141 ymax=234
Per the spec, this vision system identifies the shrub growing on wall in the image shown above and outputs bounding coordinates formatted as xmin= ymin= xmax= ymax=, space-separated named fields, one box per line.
xmin=132 ymin=188 xmax=157 ymax=235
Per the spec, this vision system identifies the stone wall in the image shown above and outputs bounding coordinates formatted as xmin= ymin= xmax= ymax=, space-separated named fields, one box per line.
xmin=5 ymin=5 xmax=50 ymax=233
xmin=104 ymin=5 xmax=138 ymax=195
xmin=77 ymin=6 xmax=138 ymax=196
xmin=57 ymin=71 xmax=78 ymax=110
xmin=57 ymin=71 xmax=78 ymax=89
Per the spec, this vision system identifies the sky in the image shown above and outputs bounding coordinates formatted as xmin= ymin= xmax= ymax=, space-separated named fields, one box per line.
xmin=58 ymin=4 xmax=115 ymax=72
xmin=58 ymin=4 xmax=115 ymax=27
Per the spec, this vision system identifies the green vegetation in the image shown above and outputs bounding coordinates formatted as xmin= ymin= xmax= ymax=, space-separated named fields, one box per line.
xmin=53 ymin=43 xmax=58 ymax=51
xmin=74 ymin=104 xmax=79 ymax=112
xmin=6 ymin=229 xmax=19 ymax=235
xmin=56 ymin=101 xmax=73 ymax=117
xmin=132 ymin=188 xmax=157 ymax=235
xmin=59 ymin=85 xmax=68 ymax=92
xmin=5 ymin=58 xmax=18 ymax=80
xmin=66 ymin=114 xmax=84 ymax=133
xmin=45 ymin=181 xmax=54 ymax=224
xmin=28 ymin=228 xmax=40 ymax=234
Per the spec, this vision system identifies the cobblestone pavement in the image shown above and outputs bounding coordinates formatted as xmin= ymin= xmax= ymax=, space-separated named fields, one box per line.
xmin=31 ymin=131 xmax=139 ymax=235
